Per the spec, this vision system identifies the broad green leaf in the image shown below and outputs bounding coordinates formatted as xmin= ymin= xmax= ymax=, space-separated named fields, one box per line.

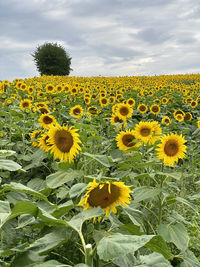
xmin=0 ymin=150 xmax=16 ymax=158
xmin=176 ymin=196 xmax=198 ymax=212
xmin=97 ymin=233 xmax=154 ymax=261
xmin=0 ymin=159 xmax=22 ymax=171
xmin=0 ymin=200 xmax=10 ymax=222
xmin=51 ymin=200 xmax=74 ymax=218
xmin=140 ymin=252 xmax=172 ymax=267
xmin=10 ymin=251 xmax=45 ymax=267
xmin=83 ymin=152 xmax=111 ymax=167
xmin=158 ymin=223 xmax=189 ymax=251
xmin=32 ymin=260 xmax=69 ymax=267
xmin=112 ymin=253 xmax=136 ymax=267
xmin=180 ymin=249 xmax=200 ymax=267
xmin=68 ymin=207 xmax=103 ymax=232
xmin=123 ymin=206 xmax=143 ymax=226
xmin=69 ymin=183 xmax=87 ymax=198
xmin=119 ymin=223 xmax=144 ymax=236
xmin=46 ymin=170 xmax=82 ymax=189
xmin=3 ymin=182 xmax=53 ymax=206
xmin=145 ymin=235 xmax=173 ymax=260
xmin=133 ymin=186 xmax=161 ymax=202
xmin=28 ymin=228 xmax=71 ymax=255
xmin=74 ymin=264 xmax=89 ymax=267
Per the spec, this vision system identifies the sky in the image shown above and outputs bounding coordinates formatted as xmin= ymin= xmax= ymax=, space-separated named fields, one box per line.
xmin=1 ymin=0 xmax=200 ymax=81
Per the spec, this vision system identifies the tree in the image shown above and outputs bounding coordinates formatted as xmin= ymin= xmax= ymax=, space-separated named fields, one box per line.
xmin=32 ymin=42 xmax=72 ymax=76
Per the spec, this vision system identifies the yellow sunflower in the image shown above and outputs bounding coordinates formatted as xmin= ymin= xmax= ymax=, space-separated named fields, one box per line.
xmin=137 ymin=104 xmax=148 ymax=114
xmin=116 ymin=103 xmax=133 ymax=120
xmin=20 ymin=99 xmax=32 ymax=110
xmin=190 ymin=100 xmax=198 ymax=109
xmin=69 ymin=105 xmax=84 ymax=118
xmin=161 ymin=116 xmax=171 ymax=126
xmin=197 ymin=120 xmax=200 ymax=128
xmin=48 ymin=124 xmax=81 ymax=163
xmin=116 ymin=129 xmax=141 ymax=151
xmin=134 ymin=121 xmax=153 ymax=144
xmin=99 ymin=97 xmax=109 ymax=107
xmin=127 ymin=98 xmax=135 ymax=107
xmin=78 ymin=180 xmax=132 ymax=217
xmin=175 ymin=114 xmax=184 ymax=122
xmin=110 ymin=114 xmax=127 ymax=128
xmin=30 ymin=130 xmax=44 ymax=147
xmin=39 ymin=114 xmax=57 ymax=129
xmin=156 ymin=133 xmax=187 ymax=167
xmin=88 ymin=106 xmax=98 ymax=116
xmin=39 ymin=132 xmax=53 ymax=152
xmin=45 ymin=84 xmax=55 ymax=94
xmin=150 ymin=104 xmax=160 ymax=115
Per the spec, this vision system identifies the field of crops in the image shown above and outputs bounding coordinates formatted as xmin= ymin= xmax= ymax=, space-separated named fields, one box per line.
xmin=0 ymin=74 xmax=199 ymax=267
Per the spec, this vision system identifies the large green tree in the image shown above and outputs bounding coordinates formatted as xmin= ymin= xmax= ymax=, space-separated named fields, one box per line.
xmin=32 ymin=42 xmax=72 ymax=76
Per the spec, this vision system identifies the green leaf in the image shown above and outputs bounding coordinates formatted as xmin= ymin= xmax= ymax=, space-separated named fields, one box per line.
xmin=123 ymin=206 xmax=143 ymax=226
xmin=140 ymin=252 xmax=172 ymax=267
xmin=51 ymin=200 xmax=74 ymax=218
xmin=180 ymin=249 xmax=200 ymax=267
xmin=28 ymin=228 xmax=71 ymax=255
xmin=69 ymin=183 xmax=87 ymax=198
xmin=0 ymin=150 xmax=16 ymax=158
xmin=119 ymin=223 xmax=144 ymax=236
xmin=97 ymin=233 xmax=154 ymax=261
xmin=46 ymin=170 xmax=83 ymax=189
xmin=0 ymin=200 xmax=11 ymax=222
xmin=145 ymin=235 xmax=173 ymax=260
xmin=176 ymin=196 xmax=198 ymax=212
xmin=10 ymin=251 xmax=45 ymax=267
xmin=112 ymin=253 xmax=136 ymax=267
xmin=0 ymin=159 xmax=22 ymax=171
xmin=158 ymin=223 xmax=189 ymax=251
xmin=133 ymin=186 xmax=161 ymax=202
xmin=3 ymin=182 xmax=53 ymax=206
xmin=83 ymin=152 xmax=111 ymax=167
xmin=31 ymin=260 xmax=69 ymax=267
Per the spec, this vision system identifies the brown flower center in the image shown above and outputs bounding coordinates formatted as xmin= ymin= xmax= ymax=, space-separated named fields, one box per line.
xmin=139 ymin=105 xmax=146 ymax=111
xmin=54 ymin=130 xmax=73 ymax=152
xmin=122 ymin=134 xmax=136 ymax=147
xmin=140 ymin=127 xmax=151 ymax=137
xmin=164 ymin=140 xmax=179 ymax=156
xmin=22 ymin=101 xmax=29 ymax=108
xmin=114 ymin=116 xmax=123 ymax=123
xmin=88 ymin=183 xmax=120 ymax=208
xmin=43 ymin=116 xmax=53 ymax=124
xmin=73 ymin=108 xmax=81 ymax=115
xmin=119 ymin=106 xmax=129 ymax=116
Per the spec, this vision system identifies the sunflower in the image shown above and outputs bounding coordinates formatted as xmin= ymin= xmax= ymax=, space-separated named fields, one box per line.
xmin=110 ymin=114 xmax=126 ymax=127
xmin=173 ymin=109 xmax=185 ymax=118
xmin=156 ymin=133 xmax=187 ymax=166
xmin=30 ymin=130 xmax=44 ymax=147
xmin=45 ymin=84 xmax=55 ymax=94
xmin=116 ymin=103 xmax=133 ymax=120
xmin=197 ymin=120 xmax=200 ymax=128
xmin=70 ymin=105 xmax=84 ymax=118
xmin=38 ymin=107 xmax=50 ymax=114
xmin=175 ymin=114 xmax=184 ymax=122
xmin=150 ymin=104 xmax=160 ymax=115
xmin=190 ymin=100 xmax=198 ymax=109
xmin=99 ymin=97 xmax=109 ymax=107
xmin=184 ymin=112 xmax=192 ymax=121
xmin=39 ymin=132 xmax=53 ymax=152
xmin=161 ymin=116 xmax=171 ymax=126
xmin=39 ymin=114 xmax=57 ymax=129
xmin=127 ymin=98 xmax=135 ymax=107
xmin=137 ymin=104 xmax=148 ymax=114
xmin=20 ymin=99 xmax=32 ymax=110
xmin=116 ymin=129 xmax=141 ymax=151
xmin=78 ymin=180 xmax=132 ymax=217
xmin=162 ymin=97 xmax=168 ymax=104
xmin=134 ymin=121 xmax=153 ymax=144
xmin=48 ymin=124 xmax=81 ymax=163
xmin=88 ymin=106 xmax=98 ymax=116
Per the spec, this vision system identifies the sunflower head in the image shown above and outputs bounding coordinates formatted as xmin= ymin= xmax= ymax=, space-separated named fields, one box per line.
xmin=137 ymin=104 xmax=148 ymax=114
xmin=150 ymin=104 xmax=160 ymax=115
xmin=78 ymin=180 xmax=132 ymax=217
xmin=175 ymin=114 xmax=184 ymax=122
xmin=70 ymin=105 xmax=84 ymax=118
xmin=116 ymin=103 xmax=133 ymax=119
xmin=30 ymin=130 xmax=44 ymax=147
xmin=156 ymin=133 xmax=187 ymax=166
xmin=39 ymin=114 xmax=57 ymax=129
xmin=134 ymin=121 xmax=153 ymax=144
xmin=116 ymin=129 xmax=141 ymax=151
xmin=161 ymin=116 xmax=171 ymax=126
xmin=20 ymin=99 xmax=32 ymax=110
xmin=48 ymin=124 xmax=81 ymax=163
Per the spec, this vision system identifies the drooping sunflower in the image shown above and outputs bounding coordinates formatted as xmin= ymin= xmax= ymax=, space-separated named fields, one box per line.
xmin=78 ymin=180 xmax=132 ymax=217
xmin=137 ymin=104 xmax=148 ymax=114
xmin=48 ymin=124 xmax=81 ymax=163
xmin=69 ymin=105 xmax=84 ymax=118
xmin=116 ymin=129 xmax=141 ymax=151
xmin=116 ymin=103 xmax=133 ymax=120
xmin=156 ymin=133 xmax=187 ymax=167
xmin=161 ymin=116 xmax=171 ymax=126
xmin=150 ymin=104 xmax=160 ymax=115
xmin=39 ymin=114 xmax=57 ymax=129
xmin=30 ymin=130 xmax=44 ymax=147
xmin=39 ymin=132 xmax=53 ymax=152
xmin=134 ymin=121 xmax=153 ymax=144
xmin=20 ymin=99 xmax=32 ymax=110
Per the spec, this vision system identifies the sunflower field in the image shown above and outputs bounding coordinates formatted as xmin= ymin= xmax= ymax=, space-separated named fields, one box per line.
xmin=0 ymin=74 xmax=200 ymax=267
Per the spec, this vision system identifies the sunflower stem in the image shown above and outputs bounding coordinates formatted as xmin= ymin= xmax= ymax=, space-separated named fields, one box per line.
xmin=85 ymin=244 xmax=93 ymax=267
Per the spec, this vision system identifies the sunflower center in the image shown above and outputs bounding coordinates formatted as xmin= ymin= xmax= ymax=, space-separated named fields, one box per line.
xmin=128 ymin=100 xmax=134 ymax=105
xmin=164 ymin=140 xmax=179 ymax=156
xmin=120 ymin=107 xmax=129 ymax=116
xmin=87 ymin=183 xmax=120 ymax=208
xmin=54 ymin=130 xmax=73 ymax=153
xmin=122 ymin=134 xmax=136 ymax=147
xmin=47 ymin=86 xmax=53 ymax=91
xmin=40 ymin=108 xmax=48 ymax=114
xmin=22 ymin=102 xmax=29 ymax=108
xmin=152 ymin=106 xmax=159 ymax=112
xmin=139 ymin=105 xmax=146 ymax=111
xmin=140 ymin=127 xmax=151 ymax=137
xmin=114 ymin=116 xmax=123 ymax=123
xmin=43 ymin=116 xmax=53 ymax=124
xmin=73 ymin=108 xmax=81 ymax=115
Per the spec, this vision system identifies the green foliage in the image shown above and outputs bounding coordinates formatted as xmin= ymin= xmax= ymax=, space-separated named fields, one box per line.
xmin=32 ymin=42 xmax=72 ymax=76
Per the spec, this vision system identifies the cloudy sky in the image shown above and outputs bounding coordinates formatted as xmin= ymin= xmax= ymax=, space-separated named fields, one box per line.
xmin=1 ymin=0 xmax=200 ymax=80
